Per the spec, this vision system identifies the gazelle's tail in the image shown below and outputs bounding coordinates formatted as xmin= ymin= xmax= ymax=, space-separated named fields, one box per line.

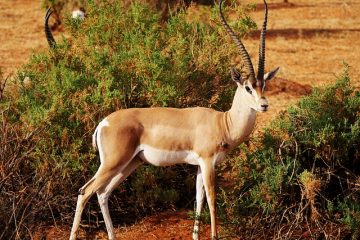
xmin=92 ymin=125 xmax=100 ymax=150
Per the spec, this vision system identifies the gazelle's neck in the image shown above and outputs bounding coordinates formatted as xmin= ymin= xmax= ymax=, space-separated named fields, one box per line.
xmin=222 ymin=90 xmax=257 ymax=146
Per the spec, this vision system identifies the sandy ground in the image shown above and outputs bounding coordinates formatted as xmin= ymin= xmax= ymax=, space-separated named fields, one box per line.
xmin=1 ymin=0 xmax=360 ymax=239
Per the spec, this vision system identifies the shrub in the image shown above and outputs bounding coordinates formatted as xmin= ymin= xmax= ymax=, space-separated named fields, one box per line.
xmin=218 ymin=65 xmax=360 ymax=239
xmin=0 ymin=0 xmax=256 ymax=238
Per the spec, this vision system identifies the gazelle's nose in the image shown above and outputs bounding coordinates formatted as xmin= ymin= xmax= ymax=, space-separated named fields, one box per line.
xmin=259 ymin=97 xmax=269 ymax=112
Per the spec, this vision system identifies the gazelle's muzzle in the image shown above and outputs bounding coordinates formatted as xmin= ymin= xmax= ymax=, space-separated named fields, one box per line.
xmin=258 ymin=97 xmax=269 ymax=112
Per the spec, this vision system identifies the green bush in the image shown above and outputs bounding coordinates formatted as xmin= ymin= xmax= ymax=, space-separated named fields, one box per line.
xmin=0 ymin=0 xmax=256 ymax=238
xmin=218 ymin=65 xmax=360 ymax=239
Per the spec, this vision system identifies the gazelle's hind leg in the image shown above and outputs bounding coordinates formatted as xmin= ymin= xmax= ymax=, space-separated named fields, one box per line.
xmin=69 ymin=158 xmax=139 ymax=240
xmin=69 ymin=186 xmax=91 ymax=240
xmin=69 ymin=166 xmax=109 ymax=240
xmin=96 ymin=157 xmax=143 ymax=240
xmin=69 ymin=117 xmax=142 ymax=240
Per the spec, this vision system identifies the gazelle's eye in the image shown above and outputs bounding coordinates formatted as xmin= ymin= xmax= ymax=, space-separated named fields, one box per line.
xmin=245 ymin=86 xmax=252 ymax=94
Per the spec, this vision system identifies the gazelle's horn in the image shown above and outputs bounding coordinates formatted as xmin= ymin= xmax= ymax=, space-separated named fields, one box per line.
xmin=219 ymin=0 xmax=256 ymax=84
xmin=45 ymin=8 xmax=56 ymax=48
xmin=257 ymin=0 xmax=268 ymax=83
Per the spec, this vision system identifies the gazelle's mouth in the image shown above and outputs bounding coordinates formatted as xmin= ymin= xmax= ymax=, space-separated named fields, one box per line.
xmin=258 ymin=105 xmax=268 ymax=112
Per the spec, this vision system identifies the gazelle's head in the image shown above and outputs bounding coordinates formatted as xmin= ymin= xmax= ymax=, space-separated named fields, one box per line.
xmin=219 ymin=0 xmax=279 ymax=112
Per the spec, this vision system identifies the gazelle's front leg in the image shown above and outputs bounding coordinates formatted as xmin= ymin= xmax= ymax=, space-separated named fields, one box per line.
xmin=193 ymin=166 xmax=205 ymax=240
xmin=199 ymin=159 xmax=217 ymax=240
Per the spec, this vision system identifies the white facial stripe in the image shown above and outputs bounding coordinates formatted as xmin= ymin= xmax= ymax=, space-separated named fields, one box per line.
xmin=262 ymin=81 xmax=266 ymax=92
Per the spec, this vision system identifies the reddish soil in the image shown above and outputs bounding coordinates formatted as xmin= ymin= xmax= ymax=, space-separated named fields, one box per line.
xmin=1 ymin=0 xmax=360 ymax=239
xmin=36 ymin=210 xmax=212 ymax=240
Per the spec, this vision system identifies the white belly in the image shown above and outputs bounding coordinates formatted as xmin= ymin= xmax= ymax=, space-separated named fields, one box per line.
xmin=137 ymin=144 xmax=200 ymax=166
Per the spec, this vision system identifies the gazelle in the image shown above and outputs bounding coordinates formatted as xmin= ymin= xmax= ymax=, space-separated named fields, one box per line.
xmin=69 ymin=0 xmax=279 ymax=239
xmin=44 ymin=8 xmax=56 ymax=48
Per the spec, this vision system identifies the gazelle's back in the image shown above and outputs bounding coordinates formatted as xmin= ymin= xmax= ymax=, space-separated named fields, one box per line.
xmin=104 ymin=107 xmax=225 ymax=151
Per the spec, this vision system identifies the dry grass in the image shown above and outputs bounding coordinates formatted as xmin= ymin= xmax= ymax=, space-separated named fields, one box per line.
xmin=299 ymin=171 xmax=322 ymax=221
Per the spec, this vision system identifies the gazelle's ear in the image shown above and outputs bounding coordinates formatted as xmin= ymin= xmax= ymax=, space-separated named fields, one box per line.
xmin=264 ymin=67 xmax=280 ymax=81
xmin=231 ymin=68 xmax=244 ymax=85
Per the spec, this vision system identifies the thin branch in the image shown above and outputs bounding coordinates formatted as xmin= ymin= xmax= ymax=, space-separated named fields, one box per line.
xmin=289 ymin=138 xmax=298 ymax=182
xmin=0 ymin=73 xmax=10 ymax=100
